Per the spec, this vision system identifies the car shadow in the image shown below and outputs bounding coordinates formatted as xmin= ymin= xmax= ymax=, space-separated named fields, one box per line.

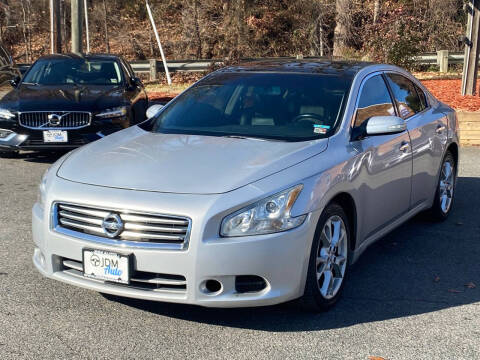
xmin=105 ymin=176 xmax=480 ymax=332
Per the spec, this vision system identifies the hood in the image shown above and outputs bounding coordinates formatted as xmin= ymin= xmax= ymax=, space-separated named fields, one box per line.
xmin=57 ymin=126 xmax=329 ymax=194
xmin=1 ymin=84 xmax=125 ymax=112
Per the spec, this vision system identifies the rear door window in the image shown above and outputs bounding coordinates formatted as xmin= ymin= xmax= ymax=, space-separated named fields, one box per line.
xmin=385 ymin=73 xmax=423 ymax=119
xmin=354 ymin=74 xmax=396 ymax=128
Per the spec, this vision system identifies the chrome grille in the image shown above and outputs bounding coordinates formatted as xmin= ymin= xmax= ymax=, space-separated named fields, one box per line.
xmin=53 ymin=203 xmax=191 ymax=250
xmin=19 ymin=111 xmax=91 ymax=129
xmin=60 ymin=257 xmax=187 ymax=293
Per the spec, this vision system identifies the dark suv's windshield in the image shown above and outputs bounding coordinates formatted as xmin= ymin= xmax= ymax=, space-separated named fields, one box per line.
xmin=148 ymin=72 xmax=351 ymax=141
xmin=22 ymin=58 xmax=123 ymax=86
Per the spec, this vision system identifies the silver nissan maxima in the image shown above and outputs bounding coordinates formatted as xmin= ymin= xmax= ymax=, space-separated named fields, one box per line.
xmin=32 ymin=60 xmax=459 ymax=311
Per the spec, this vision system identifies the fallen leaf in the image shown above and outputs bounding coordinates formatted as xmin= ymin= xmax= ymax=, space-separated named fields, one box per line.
xmin=465 ymin=282 xmax=476 ymax=289
xmin=434 ymin=276 xmax=440 ymax=282
xmin=448 ymin=289 xmax=462 ymax=293
xmin=368 ymin=357 xmax=386 ymax=360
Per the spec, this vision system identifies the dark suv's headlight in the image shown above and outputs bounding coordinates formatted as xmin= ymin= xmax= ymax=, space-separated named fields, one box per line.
xmin=96 ymin=106 xmax=127 ymax=119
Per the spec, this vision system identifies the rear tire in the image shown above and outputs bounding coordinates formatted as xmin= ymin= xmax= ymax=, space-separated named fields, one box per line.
xmin=300 ymin=203 xmax=351 ymax=312
xmin=428 ymin=151 xmax=456 ymax=221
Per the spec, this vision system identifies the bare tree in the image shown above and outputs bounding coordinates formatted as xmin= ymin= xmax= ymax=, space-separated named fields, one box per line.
xmin=102 ymin=0 xmax=110 ymax=53
xmin=333 ymin=0 xmax=351 ymax=57
xmin=373 ymin=0 xmax=380 ymax=24
xmin=182 ymin=0 xmax=203 ymax=58
xmin=20 ymin=0 xmax=32 ymax=62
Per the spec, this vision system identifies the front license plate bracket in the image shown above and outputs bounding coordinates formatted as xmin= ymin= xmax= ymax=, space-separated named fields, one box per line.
xmin=82 ymin=249 xmax=132 ymax=285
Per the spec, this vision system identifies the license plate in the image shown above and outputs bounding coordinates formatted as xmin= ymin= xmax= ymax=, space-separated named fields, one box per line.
xmin=83 ymin=249 xmax=130 ymax=284
xmin=43 ymin=130 xmax=68 ymax=143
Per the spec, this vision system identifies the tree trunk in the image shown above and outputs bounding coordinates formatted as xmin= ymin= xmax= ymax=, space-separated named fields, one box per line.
xmin=193 ymin=0 xmax=202 ymax=59
xmin=61 ymin=0 xmax=68 ymax=52
xmin=20 ymin=0 xmax=30 ymax=62
xmin=103 ymin=0 xmax=110 ymax=53
xmin=373 ymin=0 xmax=380 ymax=24
xmin=54 ymin=0 xmax=62 ymax=53
xmin=333 ymin=0 xmax=350 ymax=57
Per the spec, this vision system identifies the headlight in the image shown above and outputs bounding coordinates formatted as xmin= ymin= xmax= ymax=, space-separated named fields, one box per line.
xmin=0 ymin=129 xmax=14 ymax=138
xmin=37 ymin=168 xmax=50 ymax=209
xmin=0 ymin=108 xmax=15 ymax=120
xmin=220 ymin=185 xmax=306 ymax=237
xmin=96 ymin=106 xmax=127 ymax=119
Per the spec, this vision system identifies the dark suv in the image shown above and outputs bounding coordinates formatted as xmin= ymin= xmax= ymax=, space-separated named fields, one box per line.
xmin=0 ymin=53 xmax=148 ymax=154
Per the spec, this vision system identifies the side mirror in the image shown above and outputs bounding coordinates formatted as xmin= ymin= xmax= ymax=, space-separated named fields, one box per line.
xmin=365 ymin=116 xmax=406 ymax=136
xmin=10 ymin=76 xmax=20 ymax=87
xmin=132 ymin=77 xmax=142 ymax=87
xmin=146 ymin=104 xmax=164 ymax=119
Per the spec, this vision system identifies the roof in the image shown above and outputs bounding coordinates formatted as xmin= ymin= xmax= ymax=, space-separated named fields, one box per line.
xmin=35 ymin=53 xmax=122 ymax=61
xmin=219 ymin=58 xmax=374 ymax=78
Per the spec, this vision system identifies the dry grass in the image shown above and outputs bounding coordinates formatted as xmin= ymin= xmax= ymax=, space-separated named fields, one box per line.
xmin=145 ymin=83 xmax=191 ymax=94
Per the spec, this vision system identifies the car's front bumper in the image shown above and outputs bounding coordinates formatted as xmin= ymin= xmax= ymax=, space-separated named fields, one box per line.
xmin=32 ymin=180 xmax=317 ymax=308
xmin=0 ymin=120 xmax=126 ymax=151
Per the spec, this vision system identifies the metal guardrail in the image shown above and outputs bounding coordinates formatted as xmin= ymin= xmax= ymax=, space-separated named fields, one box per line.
xmin=130 ymin=59 xmax=223 ymax=73
xmin=16 ymin=51 xmax=467 ymax=79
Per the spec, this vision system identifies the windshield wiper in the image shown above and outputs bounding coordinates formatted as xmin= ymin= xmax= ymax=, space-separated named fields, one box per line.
xmin=221 ymin=135 xmax=282 ymax=142
xmin=22 ymin=82 xmax=39 ymax=86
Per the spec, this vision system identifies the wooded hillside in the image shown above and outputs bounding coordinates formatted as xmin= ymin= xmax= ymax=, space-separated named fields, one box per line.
xmin=0 ymin=0 xmax=467 ymax=68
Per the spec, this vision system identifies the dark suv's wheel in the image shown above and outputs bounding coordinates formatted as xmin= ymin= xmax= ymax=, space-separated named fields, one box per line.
xmin=429 ymin=151 xmax=456 ymax=221
xmin=300 ymin=202 xmax=351 ymax=312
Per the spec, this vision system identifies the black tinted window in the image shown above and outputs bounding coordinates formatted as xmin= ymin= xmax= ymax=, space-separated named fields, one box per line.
xmin=355 ymin=75 xmax=395 ymax=127
xmin=386 ymin=73 xmax=422 ymax=119
xmin=148 ymin=73 xmax=352 ymax=141
xmin=414 ymin=84 xmax=427 ymax=110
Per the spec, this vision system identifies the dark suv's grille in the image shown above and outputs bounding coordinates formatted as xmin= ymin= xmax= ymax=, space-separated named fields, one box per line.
xmin=19 ymin=111 xmax=91 ymax=129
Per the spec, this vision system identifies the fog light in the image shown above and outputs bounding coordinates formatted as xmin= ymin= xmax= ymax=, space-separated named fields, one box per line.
xmin=200 ymin=279 xmax=223 ymax=295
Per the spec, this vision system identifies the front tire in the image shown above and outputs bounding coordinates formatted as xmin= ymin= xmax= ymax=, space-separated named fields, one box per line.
xmin=300 ymin=203 xmax=351 ymax=312
xmin=428 ymin=151 xmax=456 ymax=221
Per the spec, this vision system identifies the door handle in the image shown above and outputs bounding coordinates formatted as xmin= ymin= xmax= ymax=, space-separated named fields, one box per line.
xmin=399 ymin=142 xmax=410 ymax=152
xmin=436 ymin=125 xmax=446 ymax=134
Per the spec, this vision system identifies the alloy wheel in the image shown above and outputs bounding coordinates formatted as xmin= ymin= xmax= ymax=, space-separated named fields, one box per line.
xmin=439 ymin=159 xmax=455 ymax=214
xmin=316 ymin=215 xmax=348 ymax=299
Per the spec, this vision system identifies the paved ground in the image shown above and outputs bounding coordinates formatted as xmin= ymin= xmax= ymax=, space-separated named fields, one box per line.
xmin=0 ymin=147 xmax=479 ymax=360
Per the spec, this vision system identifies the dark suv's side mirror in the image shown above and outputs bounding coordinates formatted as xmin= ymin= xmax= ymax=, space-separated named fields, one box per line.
xmin=132 ymin=77 xmax=142 ymax=87
xmin=10 ymin=75 xmax=20 ymax=87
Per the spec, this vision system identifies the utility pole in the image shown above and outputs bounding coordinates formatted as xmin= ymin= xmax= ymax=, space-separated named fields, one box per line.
xmin=71 ymin=0 xmax=83 ymax=54
xmin=49 ymin=0 xmax=62 ymax=53
xmin=462 ymin=0 xmax=480 ymax=95
xmin=84 ymin=0 xmax=90 ymax=53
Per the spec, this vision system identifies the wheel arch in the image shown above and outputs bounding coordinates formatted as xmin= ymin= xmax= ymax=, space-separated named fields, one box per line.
xmin=326 ymin=192 xmax=357 ymax=252
xmin=446 ymin=142 xmax=459 ymax=169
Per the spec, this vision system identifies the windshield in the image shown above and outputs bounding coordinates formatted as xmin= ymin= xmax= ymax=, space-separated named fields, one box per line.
xmin=22 ymin=58 xmax=123 ymax=86
xmin=147 ymin=72 xmax=351 ymax=141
